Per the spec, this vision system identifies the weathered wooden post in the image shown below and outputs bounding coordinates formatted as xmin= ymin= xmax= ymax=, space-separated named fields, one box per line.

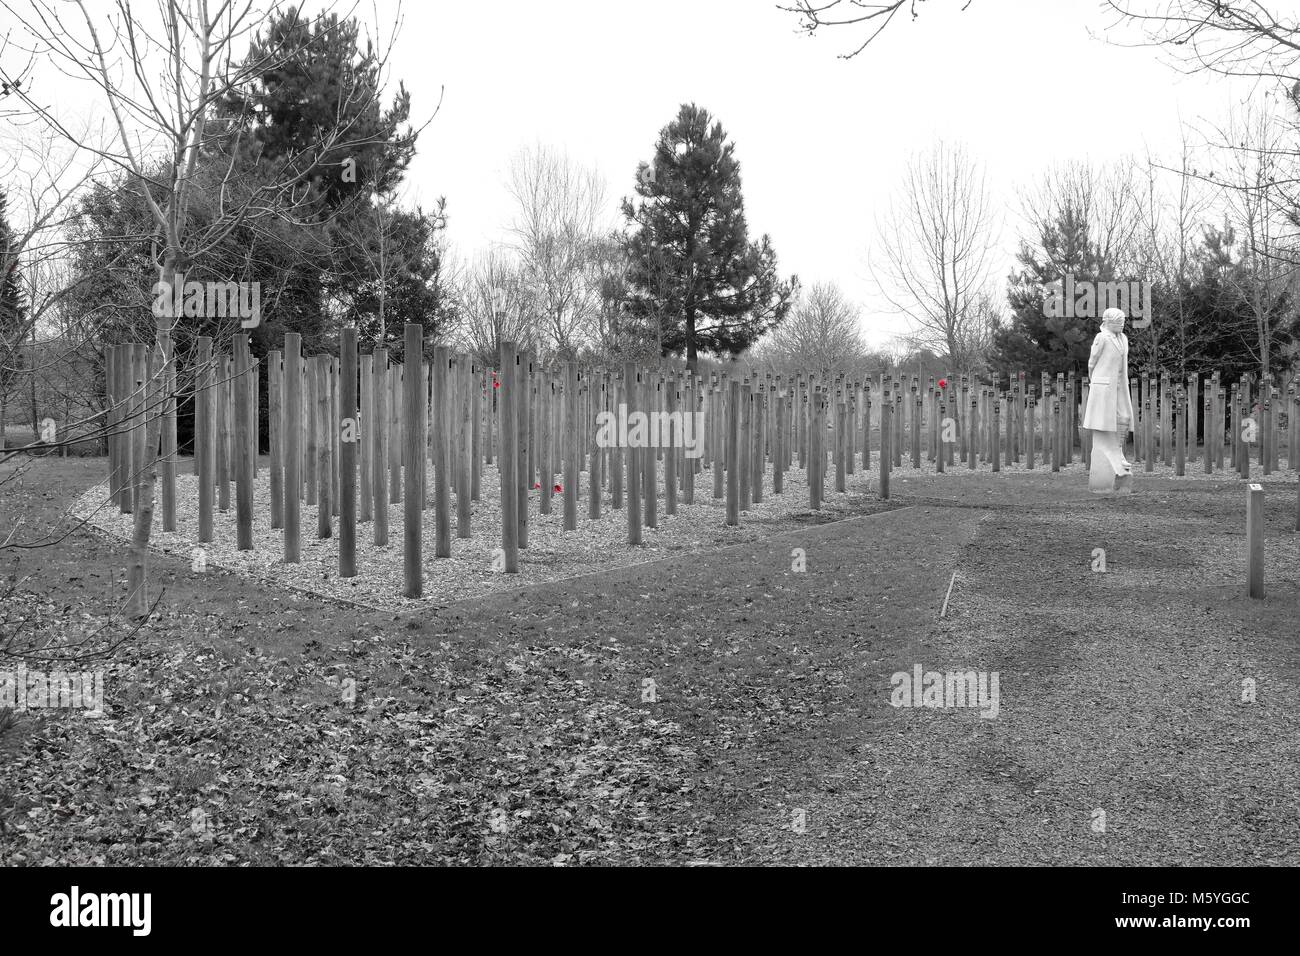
xmin=303 ymin=355 xmax=317 ymax=508
xmin=564 ymin=361 xmax=579 ymax=531
xmin=283 ymin=334 xmax=302 ymax=563
xmin=339 ymin=328 xmax=358 ymax=577
xmin=458 ymin=355 xmax=473 ymax=539
xmin=500 ymin=341 xmax=520 ymax=571
xmin=433 ymin=346 xmax=452 ymax=557
xmin=234 ymin=335 xmax=254 ymax=550
xmin=517 ymin=352 xmax=530 ymax=547
xmin=315 ymin=356 xmax=332 ymax=539
xmin=880 ymin=391 xmax=892 ymax=500
xmin=403 ymin=324 xmax=425 ymax=596
xmin=269 ymin=349 xmax=284 ymax=530
xmin=372 ymin=348 xmax=390 ymax=546
xmin=196 ymin=338 xmax=216 ymax=544
xmin=359 ymin=353 xmax=373 ymax=524
xmin=1175 ymin=388 xmax=1186 ymax=477
xmin=625 ymin=363 xmax=642 ymax=544
xmin=726 ymin=378 xmax=740 ymax=526
xmin=1247 ymin=483 xmax=1265 ymax=599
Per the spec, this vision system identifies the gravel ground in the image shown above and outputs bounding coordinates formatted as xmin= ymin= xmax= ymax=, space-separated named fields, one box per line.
xmin=10 ymin=457 xmax=1297 ymax=865
xmin=70 ymin=457 xmax=897 ymax=609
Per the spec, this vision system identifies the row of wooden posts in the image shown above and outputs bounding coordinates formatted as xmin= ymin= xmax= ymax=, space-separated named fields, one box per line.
xmin=101 ymin=328 xmax=1298 ymax=598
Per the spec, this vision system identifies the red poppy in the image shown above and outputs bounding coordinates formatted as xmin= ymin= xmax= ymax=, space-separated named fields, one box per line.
xmin=493 ymin=380 xmax=500 ymax=390
xmin=532 ymin=482 xmax=540 ymax=490
xmin=938 ymin=378 xmax=947 ymax=389
xmin=553 ymin=483 xmax=562 ymax=494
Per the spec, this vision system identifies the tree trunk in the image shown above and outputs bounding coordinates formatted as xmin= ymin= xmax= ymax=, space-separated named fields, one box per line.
xmin=685 ymin=307 xmax=698 ymax=374
xmin=29 ymin=326 xmax=39 ymax=440
xmin=126 ymin=346 xmax=164 ymax=618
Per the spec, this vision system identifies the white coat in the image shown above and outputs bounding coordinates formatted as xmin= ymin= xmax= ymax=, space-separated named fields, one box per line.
xmin=1083 ymin=330 xmax=1134 ymax=433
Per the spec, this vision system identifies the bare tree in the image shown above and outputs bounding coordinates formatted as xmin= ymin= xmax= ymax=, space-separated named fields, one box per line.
xmin=1211 ymin=100 xmax=1298 ymax=377
xmin=1104 ymin=0 xmax=1300 ymax=84
xmin=871 ymin=141 xmax=999 ymax=367
xmin=1 ymin=0 xmax=391 ymax=615
xmin=456 ymin=246 xmax=543 ymax=367
xmin=506 ymin=144 xmax=610 ymax=358
xmin=778 ymin=0 xmax=978 ymax=59
xmin=759 ymin=281 xmax=869 ymax=376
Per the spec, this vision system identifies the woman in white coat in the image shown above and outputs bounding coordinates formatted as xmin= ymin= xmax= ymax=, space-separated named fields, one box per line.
xmin=1083 ymin=307 xmax=1134 ymax=492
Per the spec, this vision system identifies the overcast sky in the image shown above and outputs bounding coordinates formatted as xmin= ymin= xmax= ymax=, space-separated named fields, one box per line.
xmin=5 ymin=0 xmax=1262 ymax=347
xmin=385 ymin=0 xmax=1254 ymax=346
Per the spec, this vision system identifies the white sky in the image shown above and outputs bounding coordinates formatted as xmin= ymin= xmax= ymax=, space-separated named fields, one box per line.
xmin=4 ymin=0 xmax=1264 ymax=347
xmin=391 ymin=0 xmax=1252 ymax=346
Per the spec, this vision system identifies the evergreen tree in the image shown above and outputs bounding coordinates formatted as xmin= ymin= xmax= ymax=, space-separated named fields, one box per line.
xmin=621 ymin=104 xmax=796 ymax=370
xmin=220 ymin=7 xmax=416 ymax=211
xmin=993 ymin=200 xmax=1102 ymax=377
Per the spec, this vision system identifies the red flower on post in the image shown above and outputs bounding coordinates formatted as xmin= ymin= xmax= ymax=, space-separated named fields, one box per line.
xmin=532 ymin=482 xmax=540 ymax=490
xmin=553 ymin=483 xmax=562 ymax=494
xmin=938 ymin=378 xmax=947 ymax=389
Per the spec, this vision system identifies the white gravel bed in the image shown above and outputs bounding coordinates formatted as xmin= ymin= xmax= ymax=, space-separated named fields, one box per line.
xmin=70 ymin=449 xmax=1296 ymax=611
xmin=71 ymin=458 xmax=884 ymax=610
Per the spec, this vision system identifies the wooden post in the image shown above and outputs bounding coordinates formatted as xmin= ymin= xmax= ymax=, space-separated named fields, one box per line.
xmin=158 ymin=330 xmax=177 ymax=532
xmin=712 ymin=383 xmax=725 ymax=500
xmin=403 ymin=325 xmax=424 ymax=596
xmin=739 ymin=380 xmax=751 ymax=511
xmin=992 ymin=396 xmax=1001 ymax=473
xmin=372 ymin=349 xmax=389 ymax=546
xmin=283 ymin=334 xmax=302 ymax=563
xmin=389 ymin=362 xmax=402 ymax=505
xmin=1247 ymin=483 xmax=1265 ymax=599
xmin=609 ymin=374 xmax=622 ymax=510
xmin=471 ymin=364 xmax=483 ymax=502
xmin=665 ymin=379 xmax=678 ymax=515
xmin=216 ymin=352 xmax=230 ymax=513
xmin=726 ymin=379 xmax=740 ymax=525
xmin=592 ymin=373 xmax=606 ymax=519
xmin=517 ymin=351 xmax=530 ymax=546
xmin=269 ymin=349 xmax=284 ymax=530
xmin=315 ymin=356 xmax=332 ymax=539
xmin=303 ymin=354 xmax=316 ymax=508
xmin=458 ymin=355 xmax=473 ymax=539
xmin=835 ymin=398 xmax=847 ymax=492
xmin=500 ymin=341 xmax=520 ymax=571
xmin=196 ymin=338 xmax=216 ymax=543
xmin=564 ymin=361 xmax=579 ymax=531
xmin=234 ymin=335 xmax=254 ymax=550
xmin=625 ymin=364 xmax=642 ymax=544
xmin=645 ymin=377 xmax=659 ymax=528
xmin=774 ymin=388 xmax=785 ymax=494
xmin=539 ymin=372 xmax=554 ymax=515
xmin=433 ymin=346 xmax=452 ymax=557
xmin=1175 ymin=389 xmax=1186 ymax=477
xmin=1025 ymin=394 xmax=1036 ymax=470
xmin=329 ymin=358 xmax=340 ymax=517
xmin=339 ymin=328 xmax=358 ymax=577
xmin=880 ymin=393 xmax=892 ymax=500
xmin=360 ymin=354 xmax=373 ymax=523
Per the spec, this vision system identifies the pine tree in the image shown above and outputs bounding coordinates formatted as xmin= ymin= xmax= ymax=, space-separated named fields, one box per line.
xmin=993 ymin=201 xmax=1105 ymax=376
xmin=621 ymin=104 xmax=796 ymax=370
